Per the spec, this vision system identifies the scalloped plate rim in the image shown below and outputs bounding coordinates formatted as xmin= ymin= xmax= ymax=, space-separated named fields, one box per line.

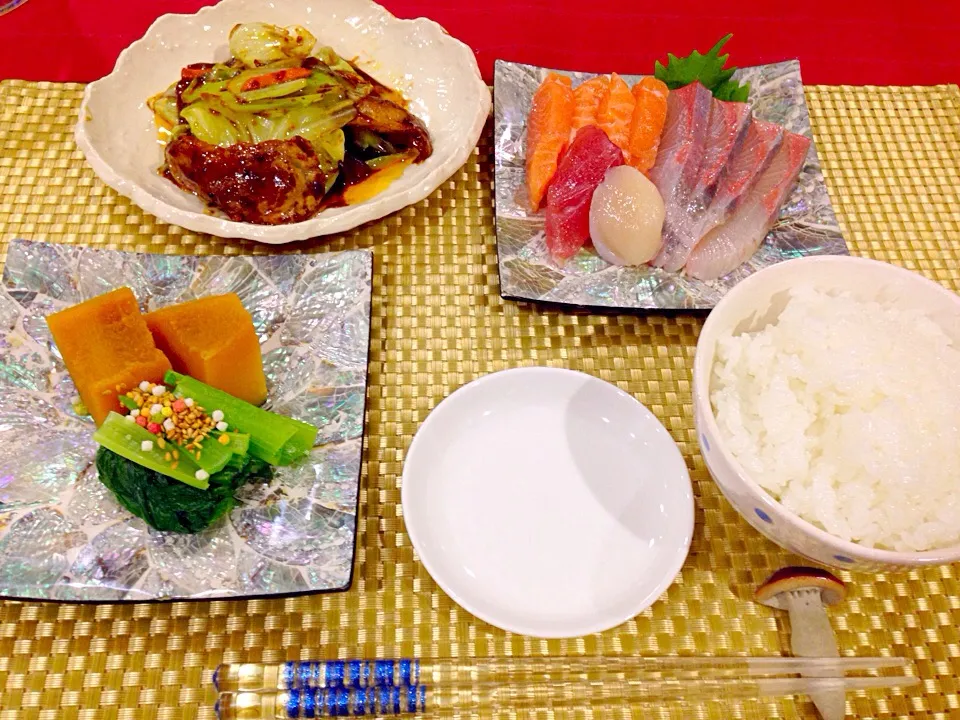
xmin=74 ymin=0 xmax=491 ymax=243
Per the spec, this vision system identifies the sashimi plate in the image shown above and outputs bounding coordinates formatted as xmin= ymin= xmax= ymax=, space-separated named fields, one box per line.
xmin=494 ymin=59 xmax=848 ymax=311
xmin=0 ymin=239 xmax=371 ymax=602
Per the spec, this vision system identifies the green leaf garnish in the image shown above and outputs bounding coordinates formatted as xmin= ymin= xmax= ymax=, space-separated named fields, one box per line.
xmin=713 ymin=78 xmax=751 ymax=103
xmin=654 ymin=34 xmax=751 ymax=101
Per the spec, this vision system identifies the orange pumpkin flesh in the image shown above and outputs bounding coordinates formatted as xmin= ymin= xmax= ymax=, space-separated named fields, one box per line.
xmin=145 ymin=293 xmax=267 ymax=406
xmin=46 ymin=287 xmax=172 ymax=426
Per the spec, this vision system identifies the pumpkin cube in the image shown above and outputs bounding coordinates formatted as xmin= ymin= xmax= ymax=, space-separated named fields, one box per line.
xmin=145 ymin=293 xmax=267 ymax=406
xmin=46 ymin=287 xmax=172 ymax=426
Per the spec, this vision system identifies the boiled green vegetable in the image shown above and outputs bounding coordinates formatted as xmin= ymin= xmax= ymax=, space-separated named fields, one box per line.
xmin=96 ymin=446 xmax=272 ymax=533
xmin=94 ymin=412 xmax=210 ymax=489
xmin=165 ymin=371 xmax=318 ymax=466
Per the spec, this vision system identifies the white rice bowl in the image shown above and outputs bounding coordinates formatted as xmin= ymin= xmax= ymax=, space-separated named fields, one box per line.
xmin=710 ymin=285 xmax=960 ymax=553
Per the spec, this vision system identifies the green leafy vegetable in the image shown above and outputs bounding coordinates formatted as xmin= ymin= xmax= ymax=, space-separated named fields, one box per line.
xmin=654 ymin=33 xmax=750 ymax=102
xmin=181 ymin=78 xmax=231 ymax=105
xmin=177 ymin=433 xmax=234 ymax=475
xmin=94 ymin=412 xmax=209 ymax=489
xmin=180 ymin=89 xmax=357 ymax=152
xmin=228 ymin=22 xmax=316 ymax=68
xmin=712 ymin=79 xmax=751 ymax=103
xmin=246 ymin=106 xmax=355 ymax=149
xmin=218 ymin=432 xmax=251 ymax=456
xmin=165 ymin=371 xmax=318 ymax=466
xmin=239 ymin=77 xmax=310 ymax=102
xmin=146 ymin=91 xmax=179 ymax=128
xmin=180 ymin=101 xmax=247 ymax=146
xmin=96 ymin=446 xmax=272 ymax=533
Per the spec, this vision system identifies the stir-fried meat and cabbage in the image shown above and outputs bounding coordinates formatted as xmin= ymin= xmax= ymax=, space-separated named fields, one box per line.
xmin=148 ymin=22 xmax=432 ymax=225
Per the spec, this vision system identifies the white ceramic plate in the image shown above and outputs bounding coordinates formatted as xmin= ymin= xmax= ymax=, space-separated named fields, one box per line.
xmin=402 ymin=367 xmax=694 ymax=638
xmin=74 ymin=0 xmax=491 ymax=243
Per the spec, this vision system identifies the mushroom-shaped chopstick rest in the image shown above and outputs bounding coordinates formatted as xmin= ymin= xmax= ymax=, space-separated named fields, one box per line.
xmin=756 ymin=567 xmax=847 ymax=720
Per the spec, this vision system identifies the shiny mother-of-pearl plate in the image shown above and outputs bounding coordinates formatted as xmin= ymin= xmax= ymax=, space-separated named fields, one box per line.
xmin=75 ymin=0 xmax=491 ymax=243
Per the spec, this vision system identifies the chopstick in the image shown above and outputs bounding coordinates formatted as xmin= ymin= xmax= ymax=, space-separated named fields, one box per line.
xmin=215 ymin=675 xmax=918 ymax=719
xmin=213 ymin=657 xmax=916 ymax=719
xmin=214 ymin=656 xmax=911 ymax=692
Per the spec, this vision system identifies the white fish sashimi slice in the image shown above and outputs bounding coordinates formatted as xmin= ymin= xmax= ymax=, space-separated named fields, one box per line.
xmin=648 ymin=82 xmax=712 ymax=211
xmin=651 ymin=91 xmax=749 ymax=272
xmin=694 ymin=99 xmax=752 ymax=199
xmin=694 ymin=118 xmax=784 ymax=243
xmin=684 ymin=132 xmax=812 ymax=281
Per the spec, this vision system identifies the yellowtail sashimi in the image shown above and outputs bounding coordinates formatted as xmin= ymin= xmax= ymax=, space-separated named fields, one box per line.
xmin=651 ymin=89 xmax=750 ymax=272
xmin=684 ymin=132 xmax=811 ymax=280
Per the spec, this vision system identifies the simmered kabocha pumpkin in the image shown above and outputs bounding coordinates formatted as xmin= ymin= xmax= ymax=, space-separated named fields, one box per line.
xmin=46 ymin=287 xmax=172 ymax=425
xmin=145 ymin=293 xmax=268 ymax=406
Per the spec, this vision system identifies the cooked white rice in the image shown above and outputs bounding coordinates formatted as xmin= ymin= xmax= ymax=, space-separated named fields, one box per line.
xmin=710 ymin=286 xmax=960 ymax=552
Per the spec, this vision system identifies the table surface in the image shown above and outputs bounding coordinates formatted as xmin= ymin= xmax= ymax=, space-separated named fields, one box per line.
xmin=1 ymin=0 xmax=960 ymax=85
xmin=1 ymin=75 xmax=959 ymax=720
xmin=1 ymin=3 xmax=960 ymax=719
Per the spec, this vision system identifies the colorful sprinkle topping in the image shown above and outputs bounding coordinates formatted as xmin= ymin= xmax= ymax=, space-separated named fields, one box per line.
xmin=123 ymin=381 xmax=221 ymax=451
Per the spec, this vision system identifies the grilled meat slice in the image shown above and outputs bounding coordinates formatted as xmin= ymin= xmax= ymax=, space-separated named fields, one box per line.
xmin=348 ymin=96 xmax=432 ymax=162
xmin=164 ymin=134 xmax=327 ymax=225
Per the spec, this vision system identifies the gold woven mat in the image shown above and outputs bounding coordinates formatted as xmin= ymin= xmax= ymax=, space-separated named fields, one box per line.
xmin=1 ymin=79 xmax=959 ymax=720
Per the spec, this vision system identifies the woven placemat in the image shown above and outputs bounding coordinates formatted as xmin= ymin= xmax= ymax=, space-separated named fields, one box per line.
xmin=1 ymin=79 xmax=959 ymax=720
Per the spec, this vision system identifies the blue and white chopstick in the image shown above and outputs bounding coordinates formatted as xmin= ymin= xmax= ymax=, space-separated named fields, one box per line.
xmin=213 ymin=656 xmax=915 ymax=719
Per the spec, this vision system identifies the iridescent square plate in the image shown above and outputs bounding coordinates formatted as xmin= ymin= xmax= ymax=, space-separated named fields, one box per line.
xmin=494 ymin=59 xmax=848 ymax=311
xmin=0 ymin=239 xmax=371 ymax=601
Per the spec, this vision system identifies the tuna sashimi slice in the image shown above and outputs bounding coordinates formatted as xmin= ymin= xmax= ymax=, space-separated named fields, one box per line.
xmin=545 ymin=125 xmax=624 ymax=263
xmin=684 ymin=132 xmax=811 ymax=281
xmin=693 ymin=118 xmax=784 ymax=243
xmin=651 ymin=94 xmax=751 ymax=271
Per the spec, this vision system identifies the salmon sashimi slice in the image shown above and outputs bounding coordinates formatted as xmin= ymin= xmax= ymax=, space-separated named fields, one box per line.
xmin=652 ymin=93 xmax=751 ymax=272
xmin=627 ymin=77 xmax=669 ymax=174
xmin=684 ymin=132 xmax=811 ymax=281
xmin=596 ymin=72 xmax=635 ymax=155
xmin=545 ymin=125 xmax=624 ymax=263
xmin=525 ymin=72 xmax=575 ymax=211
xmin=571 ymin=75 xmax=609 ymax=135
xmin=693 ymin=118 xmax=784 ymax=245
xmin=648 ymin=81 xmax=712 ymax=270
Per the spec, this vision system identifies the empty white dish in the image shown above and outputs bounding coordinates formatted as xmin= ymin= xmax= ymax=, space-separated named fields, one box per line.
xmin=401 ymin=367 xmax=694 ymax=638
